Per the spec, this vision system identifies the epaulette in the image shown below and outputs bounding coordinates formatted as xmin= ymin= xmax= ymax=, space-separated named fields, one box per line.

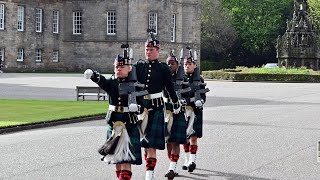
xmin=136 ymin=59 xmax=146 ymax=64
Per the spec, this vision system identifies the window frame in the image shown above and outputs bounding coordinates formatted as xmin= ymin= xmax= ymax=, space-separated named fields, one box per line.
xmin=107 ymin=11 xmax=116 ymax=35
xmin=17 ymin=48 xmax=24 ymax=62
xmin=17 ymin=6 xmax=24 ymax=31
xmin=35 ymin=49 xmax=42 ymax=62
xmin=148 ymin=12 xmax=157 ymax=34
xmin=53 ymin=10 xmax=59 ymax=34
xmin=0 ymin=48 xmax=4 ymax=62
xmin=36 ymin=8 xmax=43 ymax=33
xmin=0 ymin=4 xmax=5 ymax=30
xmin=73 ymin=11 xmax=82 ymax=35
xmin=52 ymin=50 xmax=59 ymax=62
xmin=170 ymin=14 xmax=176 ymax=42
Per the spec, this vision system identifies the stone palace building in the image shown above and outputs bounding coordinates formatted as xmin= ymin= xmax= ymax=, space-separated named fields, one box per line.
xmin=0 ymin=0 xmax=200 ymax=72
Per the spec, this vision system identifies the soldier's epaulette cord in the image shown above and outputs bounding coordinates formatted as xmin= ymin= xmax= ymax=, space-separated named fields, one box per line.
xmin=137 ymin=59 xmax=146 ymax=64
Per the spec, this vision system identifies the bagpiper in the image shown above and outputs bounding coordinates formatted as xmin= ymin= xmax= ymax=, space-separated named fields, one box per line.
xmin=84 ymin=44 xmax=146 ymax=180
xmin=134 ymin=29 xmax=180 ymax=180
xmin=182 ymin=47 xmax=209 ymax=172
xmin=164 ymin=49 xmax=190 ymax=179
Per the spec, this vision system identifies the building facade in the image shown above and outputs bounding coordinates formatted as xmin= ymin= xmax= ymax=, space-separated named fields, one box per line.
xmin=0 ymin=0 xmax=200 ymax=72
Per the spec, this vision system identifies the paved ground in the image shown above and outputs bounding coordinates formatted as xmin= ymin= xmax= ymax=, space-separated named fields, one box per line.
xmin=1 ymin=73 xmax=320 ymax=180
xmin=0 ymin=73 xmax=110 ymax=100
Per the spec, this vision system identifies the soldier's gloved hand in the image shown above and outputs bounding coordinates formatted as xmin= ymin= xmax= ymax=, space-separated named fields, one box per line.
xmin=129 ymin=103 xmax=139 ymax=112
xmin=173 ymin=101 xmax=181 ymax=114
xmin=84 ymin=69 xmax=94 ymax=79
xmin=195 ymin=99 xmax=204 ymax=108
xmin=179 ymin=99 xmax=187 ymax=106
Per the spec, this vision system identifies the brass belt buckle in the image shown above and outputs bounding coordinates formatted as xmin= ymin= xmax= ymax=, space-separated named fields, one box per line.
xmin=116 ymin=106 xmax=123 ymax=112
xmin=144 ymin=95 xmax=151 ymax=99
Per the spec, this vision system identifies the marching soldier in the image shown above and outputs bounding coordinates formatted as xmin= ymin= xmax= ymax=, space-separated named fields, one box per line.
xmin=182 ymin=48 xmax=209 ymax=173
xmin=84 ymin=44 xmax=144 ymax=180
xmin=134 ymin=29 xmax=180 ymax=180
xmin=164 ymin=50 xmax=190 ymax=179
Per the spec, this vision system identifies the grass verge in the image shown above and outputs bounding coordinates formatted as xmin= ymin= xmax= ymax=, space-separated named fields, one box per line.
xmin=0 ymin=99 xmax=108 ymax=128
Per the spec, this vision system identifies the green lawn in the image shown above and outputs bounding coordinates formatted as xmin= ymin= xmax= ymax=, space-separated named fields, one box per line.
xmin=0 ymin=99 xmax=108 ymax=128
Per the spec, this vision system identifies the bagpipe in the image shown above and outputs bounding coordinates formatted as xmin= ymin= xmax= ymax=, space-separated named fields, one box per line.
xmin=184 ymin=47 xmax=210 ymax=137
xmin=186 ymin=47 xmax=210 ymax=103
xmin=175 ymin=48 xmax=191 ymax=102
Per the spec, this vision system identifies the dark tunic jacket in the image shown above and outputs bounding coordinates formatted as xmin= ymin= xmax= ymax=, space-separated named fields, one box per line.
xmin=134 ymin=59 xmax=178 ymax=110
xmin=186 ymin=72 xmax=206 ymax=110
xmin=91 ymin=74 xmax=142 ymax=127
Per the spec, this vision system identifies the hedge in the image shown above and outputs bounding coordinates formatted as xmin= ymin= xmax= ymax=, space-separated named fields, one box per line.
xmin=202 ymin=70 xmax=320 ymax=82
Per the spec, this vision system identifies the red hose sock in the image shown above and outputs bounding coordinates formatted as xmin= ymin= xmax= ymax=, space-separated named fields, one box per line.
xmin=116 ymin=170 xmax=121 ymax=178
xmin=171 ymin=154 xmax=179 ymax=162
xmin=183 ymin=143 xmax=190 ymax=153
xmin=146 ymin=158 xmax=157 ymax=171
xmin=119 ymin=170 xmax=132 ymax=180
xmin=190 ymin=145 xmax=198 ymax=154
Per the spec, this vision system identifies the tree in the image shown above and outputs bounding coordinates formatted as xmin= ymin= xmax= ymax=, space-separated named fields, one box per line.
xmin=200 ymin=0 xmax=237 ymax=64
xmin=221 ymin=0 xmax=293 ymax=66
xmin=308 ymin=0 xmax=320 ymax=29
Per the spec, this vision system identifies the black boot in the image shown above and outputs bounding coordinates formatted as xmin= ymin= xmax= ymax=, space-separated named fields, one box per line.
xmin=182 ymin=165 xmax=188 ymax=170
xmin=165 ymin=170 xmax=178 ymax=179
xmin=187 ymin=162 xmax=196 ymax=172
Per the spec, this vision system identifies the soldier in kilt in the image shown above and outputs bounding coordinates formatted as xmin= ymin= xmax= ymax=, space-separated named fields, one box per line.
xmin=84 ymin=46 xmax=142 ymax=180
xmin=134 ymin=30 xmax=180 ymax=180
xmin=182 ymin=50 xmax=208 ymax=173
xmin=164 ymin=53 xmax=190 ymax=179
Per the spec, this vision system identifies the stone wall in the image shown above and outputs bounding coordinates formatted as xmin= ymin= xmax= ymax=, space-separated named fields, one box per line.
xmin=0 ymin=0 xmax=200 ymax=72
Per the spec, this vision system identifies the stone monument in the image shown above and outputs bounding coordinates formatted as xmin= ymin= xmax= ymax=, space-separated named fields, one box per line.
xmin=276 ymin=0 xmax=320 ymax=70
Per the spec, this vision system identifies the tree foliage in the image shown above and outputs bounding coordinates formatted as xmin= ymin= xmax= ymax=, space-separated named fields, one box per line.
xmin=200 ymin=0 xmax=237 ymax=62
xmin=308 ymin=0 xmax=320 ymax=29
xmin=223 ymin=0 xmax=293 ymax=66
xmin=201 ymin=0 xmax=293 ymax=68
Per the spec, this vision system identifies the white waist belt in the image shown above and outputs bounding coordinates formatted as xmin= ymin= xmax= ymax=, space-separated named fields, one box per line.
xmin=163 ymin=97 xmax=170 ymax=103
xmin=109 ymin=105 xmax=129 ymax=112
xmin=144 ymin=92 xmax=163 ymax=99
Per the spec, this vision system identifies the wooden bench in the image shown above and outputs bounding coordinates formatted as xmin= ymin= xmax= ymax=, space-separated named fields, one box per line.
xmin=76 ymin=86 xmax=108 ymax=101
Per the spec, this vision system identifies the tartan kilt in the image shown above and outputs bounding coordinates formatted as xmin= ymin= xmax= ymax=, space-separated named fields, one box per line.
xmin=125 ymin=125 xmax=142 ymax=165
xmin=189 ymin=110 xmax=203 ymax=138
xmin=141 ymin=109 xmax=165 ymax=150
xmin=105 ymin=122 xmax=142 ymax=165
xmin=167 ymin=111 xmax=187 ymax=144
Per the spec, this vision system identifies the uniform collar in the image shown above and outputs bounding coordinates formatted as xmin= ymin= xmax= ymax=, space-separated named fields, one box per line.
xmin=117 ymin=78 xmax=126 ymax=82
xmin=172 ymin=70 xmax=177 ymax=76
xmin=187 ymin=73 xmax=193 ymax=77
xmin=148 ymin=59 xmax=159 ymax=64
